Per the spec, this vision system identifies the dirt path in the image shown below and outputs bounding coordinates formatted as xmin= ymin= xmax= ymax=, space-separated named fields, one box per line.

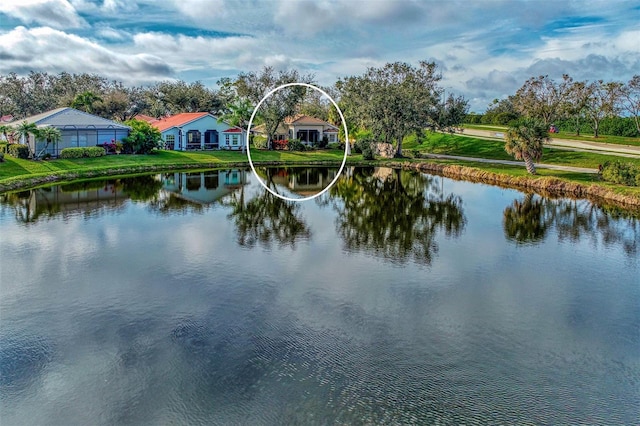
xmin=460 ymin=128 xmax=640 ymax=158
xmin=421 ymin=153 xmax=598 ymax=174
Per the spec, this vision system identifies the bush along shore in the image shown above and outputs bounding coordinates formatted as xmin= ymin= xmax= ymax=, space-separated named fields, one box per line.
xmin=1 ymin=155 xmax=640 ymax=211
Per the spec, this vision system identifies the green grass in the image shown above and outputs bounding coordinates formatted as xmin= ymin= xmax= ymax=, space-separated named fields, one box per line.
xmin=405 ymin=133 xmax=640 ymax=169
xmin=0 ymin=149 xmax=349 ymax=181
xmin=462 ymin=123 xmax=640 ymax=146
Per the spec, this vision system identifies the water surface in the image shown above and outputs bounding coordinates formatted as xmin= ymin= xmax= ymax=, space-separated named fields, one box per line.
xmin=1 ymin=167 xmax=638 ymax=424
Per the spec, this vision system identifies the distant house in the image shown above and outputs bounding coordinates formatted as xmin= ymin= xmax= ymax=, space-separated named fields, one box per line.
xmin=252 ymin=115 xmax=340 ymax=145
xmin=7 ymin=107 xmax=130 ymax=157
xmin=151 ymin=112 xmax=246 ymax=151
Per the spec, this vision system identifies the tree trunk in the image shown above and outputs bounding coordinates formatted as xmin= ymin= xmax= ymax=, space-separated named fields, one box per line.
xmin=395 ymin=137 xmax=403 ymax=157
xmin=523 ymin=153 xmax=537 ymax=174
xmin=593 ymin=119 xmax=599 ymax=138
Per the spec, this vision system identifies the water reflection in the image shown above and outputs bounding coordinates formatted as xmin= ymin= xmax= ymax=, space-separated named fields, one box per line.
xmin=223 ymin=183 xmax=311 ymax=248
xmin=326 ymin=167 xmax=466 ymax=265
xmin=504 ymin=193 xmax=639 ymax=255
xmin=255 ymin=166 xmax=338 ymax=198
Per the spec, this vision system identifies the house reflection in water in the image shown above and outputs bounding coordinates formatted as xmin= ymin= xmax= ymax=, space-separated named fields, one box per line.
xmin=1 ymin=181 xmax=130 ymax=223
xmin=267 ymin=167 xmax=338 ymax=197
xmin=160 ymin=169 xmax=248 ymax=204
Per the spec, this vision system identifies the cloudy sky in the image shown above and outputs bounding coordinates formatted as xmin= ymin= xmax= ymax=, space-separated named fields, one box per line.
xmin=1 ymin=0 xmax=639 ymax=111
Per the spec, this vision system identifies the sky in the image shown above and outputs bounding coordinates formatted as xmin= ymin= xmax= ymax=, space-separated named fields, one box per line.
xmin=0 ymin=0 xmax=639 ymax=112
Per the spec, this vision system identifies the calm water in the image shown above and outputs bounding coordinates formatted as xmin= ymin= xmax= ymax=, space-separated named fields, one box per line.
xmin=1 ymin=167 xmax=639 ymax=425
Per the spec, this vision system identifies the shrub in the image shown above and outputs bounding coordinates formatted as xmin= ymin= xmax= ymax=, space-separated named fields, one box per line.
xmin=60 ymin=147 xmax=85 ymax=159
xmin=318 ymin=135 xmax=329 ymax=149
xmin=86 ymin=146 xmax=106 ymax=157
xmin=355 ymin=138 xmax=375 ymax=160
xmin=601 ymin=161 xmax=640 ymax=186
xmin=0 ymin=142 xmax=8 ymax=153
xmin=122 ymin=119 xmax=163 ymax=154
xmin=59 ymin=147 xmax=106 ymax=159
xmin=0 ymin=152 xmax=4 ymax=162
xmin=287 ymin=139 xmax=306 ymax=151
xmin=273 ymin=139 xmax=288 ymax=150
xmin=253 ymin=135 xmax=268 ymax=149
xmin=42 ymin=153 xmax=52 ymax=160
xmin=8 ymin=144 xmax=30 ymax=159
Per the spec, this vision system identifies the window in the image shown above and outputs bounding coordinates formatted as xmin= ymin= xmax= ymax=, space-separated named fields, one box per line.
xmin=232 ymin=135 xmax=239 ymax=145
xmin=225 ymin=134 xmax=230 ymax=145
xmin=165 ymin=135 xmax=175 ymax=149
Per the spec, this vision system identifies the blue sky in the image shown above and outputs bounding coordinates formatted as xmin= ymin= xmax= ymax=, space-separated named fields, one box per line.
xmin=0 ymin=0 xmax=639 ymax=112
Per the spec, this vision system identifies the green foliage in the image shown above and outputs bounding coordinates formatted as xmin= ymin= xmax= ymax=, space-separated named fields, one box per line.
xmin=601 ymin=161 xmax=640 ymax=186
xmin=327 ymin=142 xmax=343 ymax=150
xmin=287 ymin=139 xmax=306 ymax=151
xmin=122 ymin=119 xmax=162 ymax=154
xmin=8 ymin=143 xmax=30 ymax=159
xmin=59 ymin=147 xmax=106 ymax=158
xmin=318 ymin=135 xmax=329 ymax=149
xmin=354 ymin=138 xmax=375 ymax=160
xmin=465 ymin=113 xmax=484 ymax=124
xmin=59 ymin=147 xmax=85 ymax=158
xmin=555 ymin=116 xmax=639 ymax=137
xmin=0 ymin=142 xmax=8 ymax=153
xmin=505 ymin=118 xmax=550 ymax=174
xmin=337 ymin=61 xmax=441 ymax=156
xmin=253 ymin=135 xmax=268 ymax=149
xmin=0 ymin=152 xmax=4 ymax=162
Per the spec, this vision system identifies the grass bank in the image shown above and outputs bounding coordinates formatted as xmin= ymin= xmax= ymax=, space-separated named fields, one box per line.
xmin=462 ymin=123 xmax=640 ymax=147
xmin=404 ymin=133 xmax=640 ymax=169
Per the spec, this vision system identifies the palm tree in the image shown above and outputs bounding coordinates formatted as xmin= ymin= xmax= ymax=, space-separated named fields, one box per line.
xmin=505 ymin=118 xmax=550 ymax=174
xmin=36 ymin=126 xmax=62 ymax=158
xmin=0 ymin=124 xmax=18 ymax=143
xmin=15 ymin=121 xmax=40 ymax=158
xmin=71 ymin=91 xmax=103 ymax=113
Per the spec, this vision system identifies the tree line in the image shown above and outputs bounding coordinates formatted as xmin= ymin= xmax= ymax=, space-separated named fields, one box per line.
xmin=1 ymin=62 xmax=469 ymax=157
xmin=468 ymin=74 xmax=640 ymax=137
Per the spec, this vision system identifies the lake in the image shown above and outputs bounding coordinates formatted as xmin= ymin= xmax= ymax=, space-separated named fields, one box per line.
xmin=1 ymin=167 xmax=638 ymax=424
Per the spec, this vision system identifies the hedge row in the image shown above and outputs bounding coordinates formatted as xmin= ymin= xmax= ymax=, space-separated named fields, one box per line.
xmin=601 ymin=161 xmax=640 ymax=187
xmin=60 ymin=146 xmax=106 ymax=159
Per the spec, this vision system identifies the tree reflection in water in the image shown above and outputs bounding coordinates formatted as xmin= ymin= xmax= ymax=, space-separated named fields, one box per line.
xmin=326 ymin=167 xmax=466 ymax=265
xmin=224 ymin=183 xmax=311 ymax=249
xmin=503 ymin=193 xmax=639 ymax=256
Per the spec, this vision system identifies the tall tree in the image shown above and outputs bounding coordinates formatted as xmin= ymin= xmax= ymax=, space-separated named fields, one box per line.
xmin=434 ymin=93 xmax=470 ymax=132
xmin=619 ymin=75 xmax=640 ymax=135
xmin=71 ymin=91 xmax=103 ymax=113
xmin=235 ymin=66 xmax=314 ymax=149
xmin=513 ymin=74 xmax=574 ymax=125
xmin=584 ymin=80 xmax=621 ymax=138
xmin=504 ymin=118 xmax=550 ymax=174
xmin=15 ymin=121 xmax=40 ymax=157
xmin=337 ymin=61 xmax=441 ymax=157
xmin=565 ymin=80 xmax=591 ymax=136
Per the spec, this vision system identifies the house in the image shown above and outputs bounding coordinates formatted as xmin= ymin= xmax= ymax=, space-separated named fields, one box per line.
xmin=7 ymin=107 xmax=130 ymax=157
xmin=252 ymin=115 xmax=340 ymax=145
xmin=151 ymin=112 xmax=246 ymax=151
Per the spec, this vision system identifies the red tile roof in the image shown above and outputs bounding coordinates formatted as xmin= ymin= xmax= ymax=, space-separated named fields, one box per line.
xmin=223 ymin=127 xmax=244 ymax=133
xmin=152 ymin=112 xmax=210 ymax=132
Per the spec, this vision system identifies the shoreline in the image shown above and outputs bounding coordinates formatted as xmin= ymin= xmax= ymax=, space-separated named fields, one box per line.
xmin=1 ymin=158 xmax=639 ymax=211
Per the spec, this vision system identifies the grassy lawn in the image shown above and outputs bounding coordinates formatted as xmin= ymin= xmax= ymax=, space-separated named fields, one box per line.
xmin=462 ymin=123 xmax=640 ymax=146
xmin=0 ymin=149 xmax=349 ymax=182
xmin=405 ymin=133 xmax=640 ymax=169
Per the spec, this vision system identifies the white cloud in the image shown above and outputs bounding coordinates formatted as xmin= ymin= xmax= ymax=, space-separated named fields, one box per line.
xmin=0 ymin=26 xmax=173 ymax=83
xmin=0 ymin=0 xmax=86 ymax=29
